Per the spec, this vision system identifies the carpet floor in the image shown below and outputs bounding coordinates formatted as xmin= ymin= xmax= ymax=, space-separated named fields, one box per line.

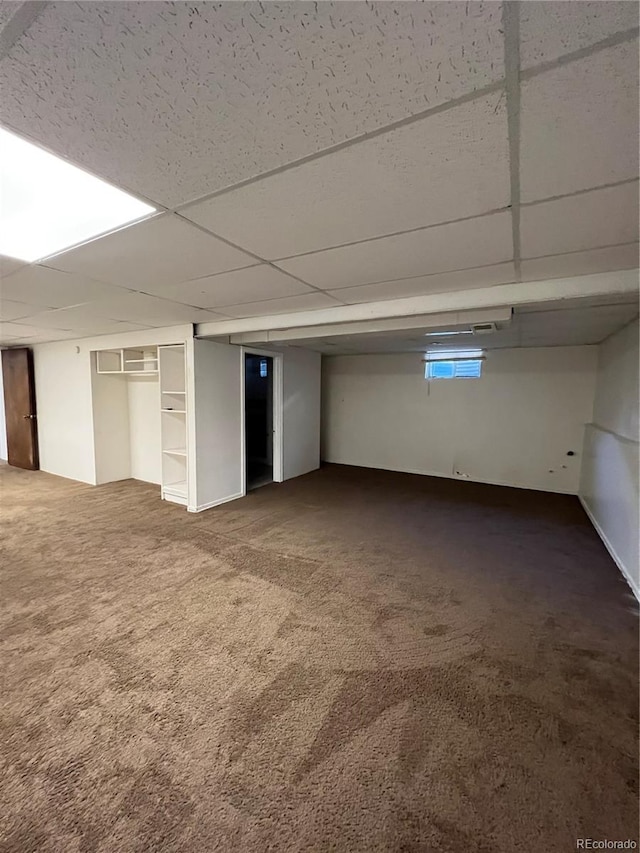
xmin=1 ymin=462 xmax=638 ymax=852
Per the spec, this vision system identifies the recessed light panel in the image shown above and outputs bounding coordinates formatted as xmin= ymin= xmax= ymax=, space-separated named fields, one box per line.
xmin=424 ymin=330 xmax=474 ymax=337
xmin=0 ymin=127 xmax=156 ymax=262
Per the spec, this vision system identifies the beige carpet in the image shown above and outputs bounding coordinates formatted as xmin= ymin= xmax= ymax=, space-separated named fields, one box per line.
xmin=1 ymin=462 xmax=638 ymax=852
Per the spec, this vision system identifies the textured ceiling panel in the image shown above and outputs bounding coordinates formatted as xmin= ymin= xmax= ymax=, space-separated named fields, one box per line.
xmin=520 ymin=183 xmax=639 ymax=260
xmin=331 ymin=263 xmax=517 ymax=305
xmin=156 ymin=264 xmax=314 ymax=309
xmin=1 ymin=328 xmax=87 ymax=344
xmin=183 ymin=93 xmax=509 ymax=259
xmin=12 ymin=307 xmax=150 ymax=334
xmin=1 ymin=321 xmax=67 ymax=341
xmin=520 ymin=41 xmax=639 ymax=202
xmin=0 ymin=1 xmax=504 ymax=207
xmin=519 ymin=1 xmax=639 ymax=69
xmin=82 ymin=291 xmax=227 ymax=327
xmin=521 ymin=244 xmax=640 ymax=283
xmin=0 ymin=265 xmax=131 ymax=308
xmin=44 ymin=215 xmax=255 ymax=290
xmin=218 ymin=292 xmax=340 ymax=319
xmin=0 ymin=297 xmax=52 ymax=321
xmin=0 ymin=255 xmax=26 ymax=278
xmin=276 ymin=212 xmax=513 ymax=290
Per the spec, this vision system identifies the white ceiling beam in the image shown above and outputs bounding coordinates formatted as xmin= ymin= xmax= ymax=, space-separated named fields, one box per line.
xmin=227 ymin=307 xmax=513 ymax=345
xmin=196 ymin=270 xmax=638 ymax=339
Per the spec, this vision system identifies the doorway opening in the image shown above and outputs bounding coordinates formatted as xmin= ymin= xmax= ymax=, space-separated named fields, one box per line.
xmin=244 ymin=353 xmax=274 ymax=491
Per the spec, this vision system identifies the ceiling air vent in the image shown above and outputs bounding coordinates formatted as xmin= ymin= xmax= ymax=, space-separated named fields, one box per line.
xmin=471 ymin=322 xmax=497 ymax=335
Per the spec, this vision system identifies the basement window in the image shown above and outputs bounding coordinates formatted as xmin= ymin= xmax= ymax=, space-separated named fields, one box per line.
xmin=424 ymin=351 xmax=483 ymax=380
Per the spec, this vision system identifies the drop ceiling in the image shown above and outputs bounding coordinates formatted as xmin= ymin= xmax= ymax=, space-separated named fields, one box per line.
xmin=278 ymin=296 xmax=640 ymax=356
xmin=0 ymin=1 xmax=638 ymax=347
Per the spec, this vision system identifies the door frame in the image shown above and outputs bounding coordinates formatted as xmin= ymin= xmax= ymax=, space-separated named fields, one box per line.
xmin=240 ymin=347 xmax=284 ymax=495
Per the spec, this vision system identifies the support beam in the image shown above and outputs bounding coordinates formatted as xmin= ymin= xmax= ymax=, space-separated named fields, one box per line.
xmin=227 ymin=308 xmax=513 ymax=346
xmin=196 ymin=270 xmax=639 ymax=340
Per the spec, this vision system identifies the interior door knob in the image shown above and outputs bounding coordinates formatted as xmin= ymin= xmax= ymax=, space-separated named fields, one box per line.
xmin=23 ymin=414 xmax=36 ymax=419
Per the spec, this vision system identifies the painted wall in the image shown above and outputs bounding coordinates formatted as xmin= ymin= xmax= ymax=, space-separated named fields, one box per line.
xmin=191 ymin=338 xmax=243 ymax=510
xmin=128 ymin=376 xmax=162 ymax=485
xmin=92 ymin=367 xmax=131 ymax=485
xmin=0 ymin=359 xmax=7 ymax=461
xmin=322 ymin=346 xmax=597 ymax=494
xmin=34 ymin=341 xmax=96 ymax=484
xmin=580 ymin=320 xmax=639 ymax=598
xmin=283 ymin=347 xmax=322 ymax=481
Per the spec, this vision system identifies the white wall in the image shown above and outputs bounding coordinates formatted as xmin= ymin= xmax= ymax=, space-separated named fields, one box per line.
xmin=92 ymin=367 xmax=131 ymax=485
xmin=128 ymin=376 xmax=162 ymax=485
xmin=34 ymin=341 xmax=96 ymax=483
xmin=283 ymin=347 xmax=321 ymax=481
xmin=322 ymin=346 xmax=597 ymax=494
xmin=0 ymin=359 xmax=7 ymax=461
xmin=191 ymin=338 xmax=244 ymax=510
xmin=580 ymin=320 xmax=639 ymax=598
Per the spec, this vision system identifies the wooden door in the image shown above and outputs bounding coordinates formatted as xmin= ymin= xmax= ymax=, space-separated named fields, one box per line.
xmin=2 ymin=348 xmax=39 ymax=470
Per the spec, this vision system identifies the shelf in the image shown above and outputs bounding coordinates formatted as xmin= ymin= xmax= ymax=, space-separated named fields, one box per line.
xmin=161 ymin=408 xmax=186 ymax=413
xmin=163 ymin=448 xmax=187 ymax=457
xmin=96 ymin=346 xmax=160 ymax=375
xmin=163 ymin=480 xmax=187 ymax=497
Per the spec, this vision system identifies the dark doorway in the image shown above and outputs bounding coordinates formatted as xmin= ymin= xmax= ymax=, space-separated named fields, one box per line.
xmin=2 ymin=347 xmax=39 ymax=470
xmin=244 ymin=354 xmax=273 ymax=491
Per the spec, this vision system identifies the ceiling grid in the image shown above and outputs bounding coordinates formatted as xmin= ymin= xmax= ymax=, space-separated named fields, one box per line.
xmin=0 ymin=1 xmax=637 ymax=345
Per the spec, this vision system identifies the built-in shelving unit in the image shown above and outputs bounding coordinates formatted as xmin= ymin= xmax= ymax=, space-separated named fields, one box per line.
xmin=96 ymin=346 xmax=159 ymax=375
xmin=159 ymin=344 xmax=188 ymax=506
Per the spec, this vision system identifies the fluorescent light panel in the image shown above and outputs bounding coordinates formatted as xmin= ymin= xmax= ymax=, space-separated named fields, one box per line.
xmin=424 ymin=329 xmax=474 ymax=337
xmin=425 ymin=348 xmax=484 ymax=360
xmin=0 ymin=127 xmax=156 ymax=262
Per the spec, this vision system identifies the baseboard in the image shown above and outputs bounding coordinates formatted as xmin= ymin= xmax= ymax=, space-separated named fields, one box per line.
xmin=579 ymin=496 xmax=640 ymax=603
xmin=188 ymin=491 xmax=244 ymax=513
xmin=322 ymin=459 xmax=577 ymax=495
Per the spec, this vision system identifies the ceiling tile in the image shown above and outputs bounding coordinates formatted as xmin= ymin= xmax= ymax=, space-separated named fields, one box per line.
xmin=0 ymin=299 xmax=51 ymax=322
xmin=517 ymin=293 xmax=640 ymax=313
xmin=45 ymin=214 xmax=255 ymax=291
xmin=0 ymin=2 xmax=504 ymax=207
xmin=331 ymin=263 xmax=516 ymax=305
xmin=520 ymin=41 xmax=639 ymax=202
xmin=0 ymin=265 xmax=130 ymax=308
xmin=13 ymin=329 xmax=94 ymax=344
xmin=182 ymin=93 xmax=510 ymax=259
xmin=519 ymin=304 xmax=639 ymax=344
xmin=0 ymin=256 xmax=26 ymax=278
xmin=521 ymin=243 xmax=639 ymax=282
xmin=155 ymin=265 xmax=314 ymax=309
xmin=84 ymin=291 xmax=228 ymax=327
xmin=519 ymin=2 xmax=639 ymax=69
xmin=0 ymin=322 xmax=53 ymax=340
xmin=218 ymin=292 xmax=340 ymax=319
xmin=13 ymin=306 xmax=151 ymax=335
xmin=520 ymin=183 xmax=639 ymax=259
xmin=276 ymin=212 xmax=513 ymax=290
